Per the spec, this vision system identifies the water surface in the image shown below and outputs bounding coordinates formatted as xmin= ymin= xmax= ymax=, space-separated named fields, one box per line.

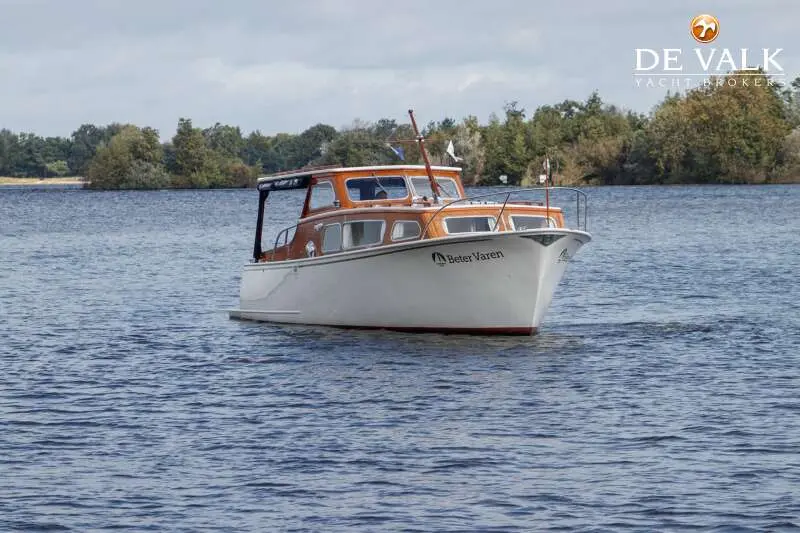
xmin=1 ymin=185 xmax=798 ymax=531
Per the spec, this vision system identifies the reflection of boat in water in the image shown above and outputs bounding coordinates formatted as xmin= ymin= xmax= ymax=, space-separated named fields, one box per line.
xmin=230 ymin=112 xmax=591 ymax=335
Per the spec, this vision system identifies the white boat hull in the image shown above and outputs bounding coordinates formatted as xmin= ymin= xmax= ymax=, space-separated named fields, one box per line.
xmin=231 ymin=229 xmax=590 ymax=335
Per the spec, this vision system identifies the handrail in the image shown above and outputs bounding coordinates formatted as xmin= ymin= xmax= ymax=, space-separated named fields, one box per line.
xmin=270 ymin=223 xmax=299 ymax=261
xmin=419 ymin=187 xmax=588 ymax=239
xmin=264 ymin=186 xmax=588 ymax=261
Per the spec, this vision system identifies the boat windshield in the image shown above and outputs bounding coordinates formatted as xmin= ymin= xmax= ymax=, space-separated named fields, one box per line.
xmin=346 ymin=176 xmax=408 ymax=201
xmin=410 ymin=177 xmax=461 ymax=200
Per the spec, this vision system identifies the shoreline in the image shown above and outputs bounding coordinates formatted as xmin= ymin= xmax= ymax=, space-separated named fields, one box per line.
xmin=1 ymin=176 xmax=797 ymax=189
xmin=0 ymin=177 xmax=85 ymax=186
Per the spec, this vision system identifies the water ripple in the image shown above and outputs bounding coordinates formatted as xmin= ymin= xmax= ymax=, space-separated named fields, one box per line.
xmin=1 ymin=186 xmax=799 ymax=531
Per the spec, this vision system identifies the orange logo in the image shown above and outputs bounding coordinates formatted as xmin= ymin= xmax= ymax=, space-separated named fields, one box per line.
xmin=691 ymin=14 xmax=719 ymax=43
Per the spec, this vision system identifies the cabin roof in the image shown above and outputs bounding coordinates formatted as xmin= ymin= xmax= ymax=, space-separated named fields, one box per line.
xmin=256 ymin=165 xmax=462 ymax=191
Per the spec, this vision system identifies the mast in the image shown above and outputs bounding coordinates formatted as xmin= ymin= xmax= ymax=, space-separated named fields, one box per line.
xmin=408 ymin=109 xmax=441 ymax=203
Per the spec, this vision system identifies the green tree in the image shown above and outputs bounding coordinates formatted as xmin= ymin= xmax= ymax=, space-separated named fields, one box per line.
xmin=172 ymin=118 xmax=261 ymax=187
xmin=775 ymin=128 xmax=800 ymax=182
xmin=0 ymin=129 xmax=21 ymax=176
xmin=644 ymin=71 xmax=789 ymax=183
xmin=242 ymin=131 xmax=273 ymax=168
xmin=171 ymin=118 xmax=222 ymax=186
xmin=68 ymin=123 xmax=122 ymax=175
xmin=17 ymin=133 xmax=48 ymax=177
xmin=451 ymin=116 xmax=484 ymax=184
xmin=320 ymin=121 xmax=392 ymax=167
xmin=479 ymin=103 xmax=533 ymax=184
xmin=286 ymin=123 xmax=338 ymax=168
xmin=504 ymin=102 xmax=530 ymax=183
xmin=87 ymin=125 xmax=168 ymax=189
xmin=203 ymin=123 xmax=244 ymax=159
xmin=7 ymin=75 xmax=800 ymax=188
xmin=780 ymin=76 xmax=800 ymax=127
xmin=480 ymin=113 xmax=506 ymax=184
xmin=45 ymin=160 xmax=70 ymax=177
xmin=265 ymin=133 xmax=295 ymax=172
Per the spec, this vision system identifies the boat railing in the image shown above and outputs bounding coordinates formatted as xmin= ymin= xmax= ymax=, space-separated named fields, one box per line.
xmin=266 ymin=187 xmax=587 ymax=260
xmin=419 ymin=187 xmax=588 ymax=239
xmin=271 ymin=224 xmax=298 ymax=261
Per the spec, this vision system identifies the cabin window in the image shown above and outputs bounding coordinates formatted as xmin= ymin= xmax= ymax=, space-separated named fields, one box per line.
xmin=410 ymin=177 xmax=460 ymax=199
xmin=346 ymin=177 xmax=408 ymax=201
xmin=391 ymin=220 xmax=421 ymax=241
xmin=309 ymin=181 xmax=336 ymax=210
xmin=322 ymin=223 xmax=341 ymax=253
xmin=444 ymin=216 xmax=496 ymax=234
xmin=342 ymin=221 xmax=385 ymax=249
xmin=509 ymin=215 xmax=556 ymax=230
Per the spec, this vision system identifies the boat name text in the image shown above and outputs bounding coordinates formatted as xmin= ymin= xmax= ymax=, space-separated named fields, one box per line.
xmin=432 ymin=250 xmax=505 ymax=266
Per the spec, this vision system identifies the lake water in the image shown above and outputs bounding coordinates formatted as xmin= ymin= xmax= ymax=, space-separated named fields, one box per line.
xmin=1 ymin=185 xmax=798 ymax=531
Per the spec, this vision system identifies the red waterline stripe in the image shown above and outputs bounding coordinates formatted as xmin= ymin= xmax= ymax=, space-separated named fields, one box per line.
xmin=334 ymin=325 xmax=536 ymax=336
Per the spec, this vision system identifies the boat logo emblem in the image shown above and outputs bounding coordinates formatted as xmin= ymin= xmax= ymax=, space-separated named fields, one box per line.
xmin=558 ymin=248 xmax=571 ymax=263
xmin=432 ymin=252 xmax=447 ymax=267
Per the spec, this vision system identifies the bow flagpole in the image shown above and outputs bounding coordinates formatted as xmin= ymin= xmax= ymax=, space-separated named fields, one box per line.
xmin=544 ymin=155 xmax=551 ymax=223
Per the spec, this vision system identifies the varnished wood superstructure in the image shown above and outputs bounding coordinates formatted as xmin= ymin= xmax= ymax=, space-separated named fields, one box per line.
xmin=256 ymin=165 xmax=566 ymax=263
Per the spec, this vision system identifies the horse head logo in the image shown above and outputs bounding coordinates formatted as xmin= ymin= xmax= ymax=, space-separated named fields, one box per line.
xmin=691 ymin=14 xmax=719 ymax=44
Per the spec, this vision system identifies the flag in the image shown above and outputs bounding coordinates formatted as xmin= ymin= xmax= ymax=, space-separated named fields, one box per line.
xmin=386 ymin=144 xmax=405 ymax=160
xmin=446 ymin=140 xmax=463 ymax=162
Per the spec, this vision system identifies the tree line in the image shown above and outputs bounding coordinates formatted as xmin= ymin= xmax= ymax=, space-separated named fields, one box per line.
xmin=1 ymin=71 xmax=798 ymax=188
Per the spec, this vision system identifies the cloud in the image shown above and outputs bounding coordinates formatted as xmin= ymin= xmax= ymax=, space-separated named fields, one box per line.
xmin=0 ymin=0 xmax=796 ymax=138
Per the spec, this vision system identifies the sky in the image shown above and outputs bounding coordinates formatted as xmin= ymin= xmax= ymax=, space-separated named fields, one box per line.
xmin=1 ymin=0 xmax=797 ymax=138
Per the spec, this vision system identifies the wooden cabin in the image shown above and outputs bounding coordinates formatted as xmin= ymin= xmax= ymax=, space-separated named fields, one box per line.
xmin=253 ymin=165 xmax=565 ymax=262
